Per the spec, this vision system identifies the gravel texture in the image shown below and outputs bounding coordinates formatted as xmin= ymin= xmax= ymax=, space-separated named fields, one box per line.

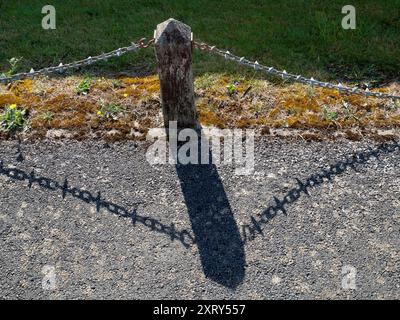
xmin=0 ymin=137 xmax=399 ymax=299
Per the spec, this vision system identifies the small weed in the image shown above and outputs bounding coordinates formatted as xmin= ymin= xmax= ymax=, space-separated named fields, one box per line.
xmin=322 ymin=105 xmax=338 ymax=121
xmin=0 ymin=104 xmax=27 ymax=131
xmin=281 ymin=121 xmax=289 ymax=128
xmin=226 ymin=82 xmax=238 ymax=96
xmin=112 ymin=80 xmax=124 ymax=89
xmin=76 ymin=77 xmax=92 ymax=95
xmin=97 ymin=101 xmax=124 ymax=120
xmin=305 ymin=85 xmax=316 ymax=98
xmin=39 ymin=111 xmax=54 ymax=122
xmin=0 ymin=57 xmax=23 ymax=77
xmin=342 ymin=101 xmax=360 ymax=122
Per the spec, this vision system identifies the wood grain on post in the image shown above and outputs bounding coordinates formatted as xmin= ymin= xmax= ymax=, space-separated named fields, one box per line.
xmin=154 ymin=18 xmax=197 ymax=129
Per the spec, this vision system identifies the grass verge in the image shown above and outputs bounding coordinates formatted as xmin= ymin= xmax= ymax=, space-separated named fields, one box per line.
xmin=0 ymin=1 xmax=399 ymax=82
xmin=0 ymin=74 xmax=399 ymax=142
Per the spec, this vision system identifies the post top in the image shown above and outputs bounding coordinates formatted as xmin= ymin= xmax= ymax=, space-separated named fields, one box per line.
xmin=155 ymin=18 xmax=191 ymax=45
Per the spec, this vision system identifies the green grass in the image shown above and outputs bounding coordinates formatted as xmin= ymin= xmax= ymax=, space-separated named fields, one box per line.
xmin=0 ymin=0 xmax=399 ymax=82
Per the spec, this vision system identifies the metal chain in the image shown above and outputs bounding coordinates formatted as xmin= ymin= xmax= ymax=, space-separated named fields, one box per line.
xmin=0 ymin=38 xmax=155 ymax=84
xmin=194 ymin=41 xmax=400 ymax=101
xmin=2 ymin=35 xmax=398 ymax=101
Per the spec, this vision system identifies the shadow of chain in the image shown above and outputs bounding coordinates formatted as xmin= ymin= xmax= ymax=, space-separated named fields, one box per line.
xmin=0 ymin=160 xmax=195 ymax=248
xmin=242 ymin=141 xmax=400 ymax=243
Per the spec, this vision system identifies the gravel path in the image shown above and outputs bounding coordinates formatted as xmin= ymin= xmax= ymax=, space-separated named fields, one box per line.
xmin=0 ymin=137 xmax=399 ymax=299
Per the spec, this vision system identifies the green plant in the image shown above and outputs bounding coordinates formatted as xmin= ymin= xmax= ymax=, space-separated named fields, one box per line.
xmin=342 ymin=101 xmax=360 ymax=121
xmin=322 ymin=105 xmax=338 ymax=121
xmin=226 ymin=83 xmax=238 ymax=96
xmin=76 ymin=77 xmax=92 ymax=95
xmin=0 ymin=57 xmax=23 ymax=77
xmin=305 ymin=85 xmax=316 ymax=98
xmin=97 ymin=101 xmax=124 ymax=120
xmin=0 ymin=104 xmax=27 ymax=131
xmin=282 ymin=121 xmax=290 ymax=128
xmin=111 ymin=80 xmax=124 ymax=89
xmin=39 ymin=111 xmax=54 ymax=122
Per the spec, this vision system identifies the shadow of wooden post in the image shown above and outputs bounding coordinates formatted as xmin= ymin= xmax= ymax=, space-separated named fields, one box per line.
xmin=154 ymin=18 xmax=245 ymax=288
xmin=175 ymin=137 xmax=246 ymax=289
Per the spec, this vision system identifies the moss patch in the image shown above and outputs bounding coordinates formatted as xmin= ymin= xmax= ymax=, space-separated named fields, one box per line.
xmin=0 ymin=74 xmax=399 ymax=142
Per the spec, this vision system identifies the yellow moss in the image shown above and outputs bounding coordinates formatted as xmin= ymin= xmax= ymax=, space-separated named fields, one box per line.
xmin=286 ymin=116 xmax=300 ymax=128
xmin=55 ymin=113 xmax=87 ymax=129
xmin=9 ymin=80 xmax=33 ymax=95
xmin=198 ymin=109 xmax=226 ymax=128
xmin=281 ymin=95 xmax=320 ymax=114
xmin=0 ymin=93 xmax=22 ymax=107
xmin=119 ymin=78 xmax=160 ymax=98
xmin=37 ymin=94 xmax=71 ymax=112
xmin=1 ymin=73 xmax=399 ymax=142
xmin=268 ymin=107 xmax=281 ymax=119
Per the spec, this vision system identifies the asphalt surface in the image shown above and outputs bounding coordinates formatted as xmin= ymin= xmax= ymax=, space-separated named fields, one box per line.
xmin=0 ymin=137 xmax=399 ymax=299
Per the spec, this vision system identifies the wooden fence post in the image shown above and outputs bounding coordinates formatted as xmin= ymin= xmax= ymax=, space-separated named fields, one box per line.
xmin=154 ymin=18 xmax=197 ymax=129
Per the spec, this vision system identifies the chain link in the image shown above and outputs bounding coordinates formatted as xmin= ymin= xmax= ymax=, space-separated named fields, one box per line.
xmin=2 ymin=35 xmax=399 ymax=101
xmin=194 ymin=41 xmax=400 ymax=101
xmin=0 ymin=38 xmax=154 ymax=84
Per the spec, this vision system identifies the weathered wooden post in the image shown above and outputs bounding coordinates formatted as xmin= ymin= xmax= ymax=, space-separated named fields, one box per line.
xmin=154 ymin=18 xmax=197 ymax=129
